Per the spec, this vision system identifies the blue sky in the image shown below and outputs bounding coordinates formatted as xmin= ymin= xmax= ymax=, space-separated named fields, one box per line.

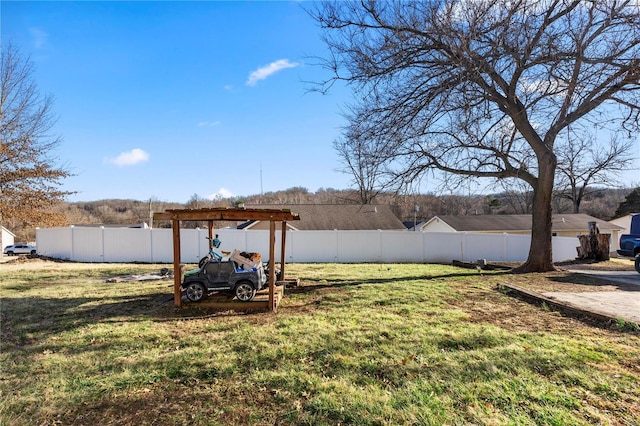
xmin=3 ymin=1 xmax=638 ymax=204
xmin=2 ymin=1 xmax=354 ymax=202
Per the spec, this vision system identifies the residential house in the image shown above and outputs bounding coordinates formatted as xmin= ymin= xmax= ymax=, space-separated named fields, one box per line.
xmin=608 ymin=213 xmax=638 ymax=251
xmin=239 ymin=204 xmax=406 ymax=231
xmin=420 ymin=214 xmax=624 ymax=244
xmin=1 ymin=226 xmax=16 ymax=253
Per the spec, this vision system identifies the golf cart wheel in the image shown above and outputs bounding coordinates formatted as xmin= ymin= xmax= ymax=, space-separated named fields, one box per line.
xmin=235 ymin=282 xmax=256 ymax=302
xmin=635 ymin=255 xmax=640 ymax=274
xmin=185 ymin=282 xmax=206 ymax=302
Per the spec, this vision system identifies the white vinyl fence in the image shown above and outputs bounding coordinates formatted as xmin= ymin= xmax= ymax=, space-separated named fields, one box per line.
xmin=35 ymin=226 xmax=580 ymax=264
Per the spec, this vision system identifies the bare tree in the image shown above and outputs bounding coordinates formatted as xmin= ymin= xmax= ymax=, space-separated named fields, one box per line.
xmin=1 ymin=43 xmax=73 ymax=238
xmin=334 ymin=118 xmax=404 ymax=204
xmin=580 ymin=189 xmax=627 ymax=220
xmin=312 ymin=0 xmax=640 ymax=271
xmin=554 ymin=129 xmax=636 ymax=213
xmin=496 ymin=179 xmax=535 ymax=214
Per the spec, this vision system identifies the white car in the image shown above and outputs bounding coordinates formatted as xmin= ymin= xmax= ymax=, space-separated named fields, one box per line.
xmin=3 ymin=244 xmax=37 ymax=256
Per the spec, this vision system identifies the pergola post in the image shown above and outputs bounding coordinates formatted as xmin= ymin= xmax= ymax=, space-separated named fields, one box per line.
xmin=268 ymin=220 xmax=276 ymax=312
xmin=207 ymin=220 xmax=214 ymax=250
xmin=280 ymin=221 xmax=287 ymax=281
xmin=172 ymin=219 xmax=182 ymax=307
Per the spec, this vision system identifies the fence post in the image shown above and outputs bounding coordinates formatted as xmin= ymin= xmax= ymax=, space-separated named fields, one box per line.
xmin=149 ymin=228 xmax=154 ymax=263
xmin=70 ymin=226 xmax=75 ymax=261
xmin=503 ymin=232 xmax=508 ymax=262
xmin=101 ymin=226 xmax=106 ymax=262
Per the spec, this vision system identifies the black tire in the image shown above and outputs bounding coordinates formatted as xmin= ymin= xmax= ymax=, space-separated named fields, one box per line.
xmin=30 ymin=250 xmax=36 ymax=256
xmin=185 ymin=282 xmax=207 ymax=302
xmin=235 ymin=281 xmax=256 ymax=302
xmin=6 ymin=251 xmax=14 ymax=256
xmin=635 ymin=255 xmax=640 ymax=274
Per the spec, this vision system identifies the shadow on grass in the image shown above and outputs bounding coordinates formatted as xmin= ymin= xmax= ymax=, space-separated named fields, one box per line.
xmin=1 ymin=292 xmax=177 ymax=347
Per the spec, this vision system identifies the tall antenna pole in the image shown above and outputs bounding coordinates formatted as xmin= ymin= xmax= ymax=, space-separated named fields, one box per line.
xmin=149 ymin=198 xmax=153 ymax=228
xmin=260 ymin=161 xmax=264 ymax=198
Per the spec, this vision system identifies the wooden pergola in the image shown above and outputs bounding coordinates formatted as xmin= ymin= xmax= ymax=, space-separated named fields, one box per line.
xmin=153 ymin=207 xmax=300 ymax=311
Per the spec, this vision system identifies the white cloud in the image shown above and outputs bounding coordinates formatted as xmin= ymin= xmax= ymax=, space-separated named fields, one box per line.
xmin=207 ymin=188 xmax=234 ymax=200
xmin=197 ymin=120 xmax=221 ymax=127
xmin=105 ymin=148 xmax=149 ymax=167
xmin=29 ymin=27 xmax=48 ymax=49
xmin=246 ymin=59 xmax=300 ymax=87
xmin=224 ymin=85 xmax=233 ymax=91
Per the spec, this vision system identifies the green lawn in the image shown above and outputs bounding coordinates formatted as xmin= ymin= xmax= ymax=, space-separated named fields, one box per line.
xmin=1 ymin=261 xmax=638 ymax=425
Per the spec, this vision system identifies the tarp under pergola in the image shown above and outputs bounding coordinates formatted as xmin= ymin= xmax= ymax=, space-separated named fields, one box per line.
xmin=153 ymin=207 xmax=300 ymax=311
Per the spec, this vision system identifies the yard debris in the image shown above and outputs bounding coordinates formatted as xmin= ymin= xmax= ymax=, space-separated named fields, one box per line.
xmin=576 ymin=222 xmax=610 ymax=261
xmin=452 ymin=259 xmax=512 ymax=270
xmin=105 ymin=269 xmax=173 ymax=283
xmin=2 ymin=254 xmax=70 ymax=264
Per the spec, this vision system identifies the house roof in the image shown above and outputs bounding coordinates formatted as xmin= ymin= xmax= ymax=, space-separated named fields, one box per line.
xmin=241 ymin=204 xmax=406 ymax=230
xmin=71 ymin=222 xmax=150 ymax=229
xmin=424 ymin=214 xmax=624 ymax=232
xmin=1 ymin=226 xmax=16 ymax=237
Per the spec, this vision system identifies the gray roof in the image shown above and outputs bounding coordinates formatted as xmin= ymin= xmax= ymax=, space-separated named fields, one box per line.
xmin=242 ymin=204 xmax=406 ymax=230
xmin=71 ymin=222 xmax=149 ymax=229
xmin=429 ymin=214 xmax=624 ymax=232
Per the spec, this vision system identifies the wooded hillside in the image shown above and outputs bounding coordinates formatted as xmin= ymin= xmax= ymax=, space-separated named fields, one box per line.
xmin=6 ymin=186 xmax=634 ymax=243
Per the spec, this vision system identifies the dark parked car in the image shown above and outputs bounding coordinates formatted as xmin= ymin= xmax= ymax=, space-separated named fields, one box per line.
xmin=3 ymin=244 xmax=37 ymax=256
xmin=617 ymin=213 xmax=640 ymax=273
xmin=181 ymin=257 xmax=267 ymax=302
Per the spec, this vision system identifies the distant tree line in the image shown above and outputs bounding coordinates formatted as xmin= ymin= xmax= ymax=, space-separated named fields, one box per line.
xmin=4 ymin=185 xmax=634 ymax=241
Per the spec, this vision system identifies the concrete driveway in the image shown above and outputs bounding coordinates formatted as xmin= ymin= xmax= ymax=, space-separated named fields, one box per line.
xmin=544 ymin=269 xmax=640 ymax=325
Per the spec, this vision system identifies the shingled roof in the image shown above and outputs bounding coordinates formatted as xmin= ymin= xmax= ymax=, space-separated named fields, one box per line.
xmin=240 ymin=204 xmax=406 ymax=231
xmin=424 ymin=214 xmax=623 ymax=232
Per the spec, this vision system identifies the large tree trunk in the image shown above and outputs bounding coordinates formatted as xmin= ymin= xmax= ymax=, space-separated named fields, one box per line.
xmin=516 ymin=157 xmax=557 ymax=272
